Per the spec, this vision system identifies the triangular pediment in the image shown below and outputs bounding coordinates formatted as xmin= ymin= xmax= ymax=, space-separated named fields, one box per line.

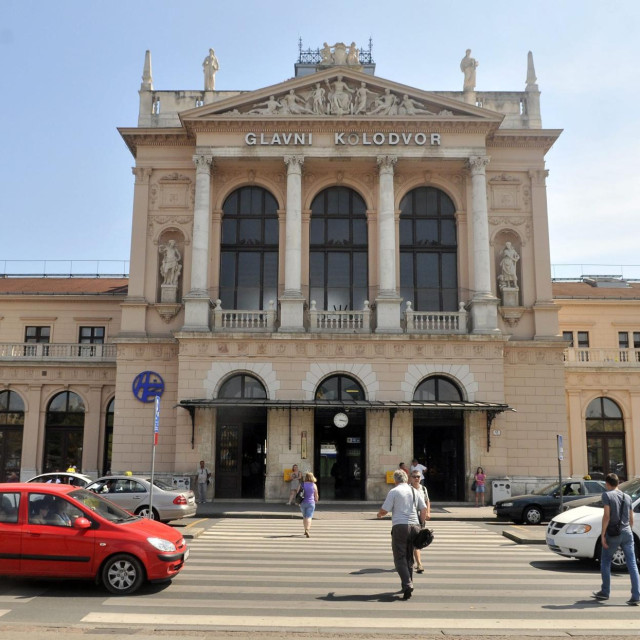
xmin=180 ymin=68 xmax=503 ymax=123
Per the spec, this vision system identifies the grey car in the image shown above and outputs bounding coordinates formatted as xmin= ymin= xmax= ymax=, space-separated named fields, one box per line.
xmin=86 ymin=475 xmax=197 ymax=522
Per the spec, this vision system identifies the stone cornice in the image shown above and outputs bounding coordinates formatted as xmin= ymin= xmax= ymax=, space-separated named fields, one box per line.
xmin=119 ymin=128 xmax=193 ymax=158
xmin=488 ymin=129 xmax=563 ymax=153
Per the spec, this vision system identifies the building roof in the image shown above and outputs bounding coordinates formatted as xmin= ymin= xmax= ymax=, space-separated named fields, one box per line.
xmin=552 ymin=281 xmax=640 ymax=300
xmin=0 ymin=278 xmax=128 ymax=296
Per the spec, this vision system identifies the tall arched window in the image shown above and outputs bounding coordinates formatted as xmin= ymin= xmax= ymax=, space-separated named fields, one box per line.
xmin=586 ymin=397 xmax=626 ymax=480
xmin=44 ymin=391 xmax=85 ymax=473
xmin=399 ymin=187 xmax=458 ymax=310
xmin=220 ymin=186 xmax=279 ymax=309
xmin=218 ymin=374 xmax=267 ymax=399
xmin=315 ymin=375 xmax=365 ymax=402
xmin=102 ymin=398 xmax=114 ymax=476
xmin=0 ymin=390 xmax=25 ymax=481
xmin=310 ymin=187 xmax=368 ymax=310
xmin=414 ymin=376 xmax=463 ymax=402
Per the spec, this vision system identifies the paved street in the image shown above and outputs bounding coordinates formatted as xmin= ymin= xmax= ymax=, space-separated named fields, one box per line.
xmin=0 ymin=516 xmax=638 ymax=637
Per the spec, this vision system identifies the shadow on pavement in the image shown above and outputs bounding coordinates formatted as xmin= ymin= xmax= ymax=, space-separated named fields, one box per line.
xmin=349 ymin=567 xmax=396 ymax=575
xmin=318 ymin=590 xmax=399 ymax=602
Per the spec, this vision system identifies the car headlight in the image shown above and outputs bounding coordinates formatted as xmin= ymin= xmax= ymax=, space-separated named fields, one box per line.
xmin=499 ymin=502 xmax=513 ymax=507
xmin=147 ymin=537 xmax=177 ymax=552
xmin=564 ymin=524 xmax=592 ymax=535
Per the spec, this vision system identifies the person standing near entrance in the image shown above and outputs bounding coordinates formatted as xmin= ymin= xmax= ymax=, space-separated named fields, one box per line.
xmin=474 ymin=466 xmax=486 ymax=506
xmin=377 ymin=469 xmax=427 ymax=600
xmin=300 ymin=471 xmax=319 ymax=538
xmin=197 ymin=460 xmax=211 ymax=504
xmin=409 ymin=470 xmax=431 ymax=573
xmin=592 ymin=473 xmax=640 ymax=605
xmin=286 ymin=464 xmax=302 ymax=505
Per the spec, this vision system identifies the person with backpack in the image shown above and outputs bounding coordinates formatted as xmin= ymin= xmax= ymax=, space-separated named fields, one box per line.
xmin=592 ymin=473 xmax=640 ymax=605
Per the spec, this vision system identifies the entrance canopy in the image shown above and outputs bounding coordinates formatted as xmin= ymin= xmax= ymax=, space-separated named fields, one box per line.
xmin=178 ymin=398 xmax=512 ymax=451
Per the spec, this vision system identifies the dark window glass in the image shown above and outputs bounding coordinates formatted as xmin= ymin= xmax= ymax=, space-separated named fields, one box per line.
xmin=619 ymin=332 xmax=629 ymax=349
xmin=309 ymin=187 xmax=368 ymax=311
xmin=634 ymin=332 xmax=640 ymax=349
xmin=562 ymin=331 xmax=574 ymax=346
xmin=79 ymin=327 xmax=104 ymax=344
xmin=219 ymin=374 xmax=267 ymax=399
xmin=585 ymin=396 xmax=626 ymax=481
xmin=577 ymin=332 xmax=589 ymax=348
xmin=315 ymin=375 xmax=364 ymax=401
xmin=413 ymin=376 xmax=463 ymax=402
xmin=220 ymin=186 xmax=279 ymax=310
xmin=0 ymin=391 xmax=24 ymax=482
xmin=44 ymin=392 xmax=85 ymax=473
xmin=25 ymin=326 xmax=50 ymax=343
xmin=399 ymin=187 xmax=458 ymax=311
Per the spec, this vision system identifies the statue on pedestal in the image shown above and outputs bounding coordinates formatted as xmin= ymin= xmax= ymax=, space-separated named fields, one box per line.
xmin=159 ymin=240 xmax=182 ymax=286
xmin=498 ymin=242 xmax=520 ymax=289
xmin=203 ymin=48 xmax=219 ymax=91
xmin=460 ymin=49 xmax=478 ymax=92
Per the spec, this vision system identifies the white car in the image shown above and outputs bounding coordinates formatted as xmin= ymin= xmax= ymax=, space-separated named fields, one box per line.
xmin=546 ymin=477 xmax=640 ymax=570
xmin=27 ymin=472 xmax=93 ymax=487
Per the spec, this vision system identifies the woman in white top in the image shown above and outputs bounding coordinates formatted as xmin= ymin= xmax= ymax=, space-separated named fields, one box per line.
xmin=286 ymin=464 xmax=302 ymax=505
xmin=409 ymin=471 xmax=431 ymax=573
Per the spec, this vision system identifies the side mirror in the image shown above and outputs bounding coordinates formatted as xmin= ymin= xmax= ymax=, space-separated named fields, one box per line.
xmin=74 ymin=517 xmax=92 ymax=529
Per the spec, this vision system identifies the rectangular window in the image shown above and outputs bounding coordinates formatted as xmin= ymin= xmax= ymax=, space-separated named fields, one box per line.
xmin=577 ymin=332 xmax=589 ymax=348
xmin=562 ymin=331 xmax=574 ymax=346
xmin=25 ymin=326 xmax=50 ymax=343
xmin=79 ymin=327 xmax=105 ymax=344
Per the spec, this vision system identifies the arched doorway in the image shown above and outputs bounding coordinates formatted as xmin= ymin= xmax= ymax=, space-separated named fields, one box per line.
xmin=0 ymin=390 xmax=24 ymax=481
xmin=314 ymin=374 xmax=366 ymax=500
xmin=413 ymin=376 xmax=465 ymax=501
xmin=586 ymin=397 xmax=626 ymax=481
xmin=215 ymin=374 xmax=267 ymax=499
xmin=44 ymin=391 xmax=85 ymax=473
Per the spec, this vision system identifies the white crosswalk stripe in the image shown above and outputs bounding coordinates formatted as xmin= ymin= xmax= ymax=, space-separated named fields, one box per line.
xmin=75 ymin=519 xmax=640 ymax=632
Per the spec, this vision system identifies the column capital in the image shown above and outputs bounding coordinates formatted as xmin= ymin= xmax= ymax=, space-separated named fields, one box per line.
xmin=377 ymin=155 xmax=397 ymax=175
xmin=193 ymin=154 xmax=214 ymax=174
xmin=284 ymin=155 xmax=305 ymax=174
xmin=528 ymin=168 xmax=549 ymax=186
xmin=468 ymin=155 xmax=490 ymax=176
xmin=131 ymin=167 xmax=152 ymax=184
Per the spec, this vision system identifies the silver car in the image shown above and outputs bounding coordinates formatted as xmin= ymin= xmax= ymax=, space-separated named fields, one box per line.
xmin=27 ymin=472 xmax=93 ymax=487
xmin=86 ymin=475 xmax=197 ymax=522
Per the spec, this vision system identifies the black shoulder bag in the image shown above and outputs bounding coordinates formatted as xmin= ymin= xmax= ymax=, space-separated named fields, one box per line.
xmin=411 ymin=486 xmax=434 ymax=549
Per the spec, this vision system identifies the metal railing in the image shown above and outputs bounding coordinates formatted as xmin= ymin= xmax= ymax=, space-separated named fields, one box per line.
xmin=212 ymin=300 xmax=276 ymax=332
xmin=0 ymin=343 xmax=117 ymax=361
xmin=309 ymin=300 xmax=371 ymax=333
xmin=564 ymin=347 xmax=640 ymax=365
xmin=404 ymin=302 xmax=468 ymax=334
xmin=0 ymin=260 xmax=129 ymax=277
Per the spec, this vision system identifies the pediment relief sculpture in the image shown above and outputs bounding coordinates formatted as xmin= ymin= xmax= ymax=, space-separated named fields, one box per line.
xmin=222 ymin=77 xmax=462 ymax=118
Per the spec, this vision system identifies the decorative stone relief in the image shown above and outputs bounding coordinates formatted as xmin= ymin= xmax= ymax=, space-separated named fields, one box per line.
xmin=149 ymin=174 xmax=194 ymax=211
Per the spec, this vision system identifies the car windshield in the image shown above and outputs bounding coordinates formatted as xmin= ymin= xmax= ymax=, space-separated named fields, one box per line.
xmin=148 ymin=478 xmax=174 ymax=491
xmin=69 ymin=489 xmax=139 ymax=523
xmin=532 ymin=482 xmax=561 ymax=496
xmin=580 ymin=478 xmax=640 ymax=509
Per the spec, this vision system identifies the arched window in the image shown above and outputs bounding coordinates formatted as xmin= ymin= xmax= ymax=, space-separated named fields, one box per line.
xmin=586 ymin=397 xmax=626 ymax=480
xmin=218 ymin=374 xmax=267 ymax=399
xmin=399 ymin=187 xmax=458 ymax=311
xmin=414 ymin=376 xmax=463 ymax=402
xmin=44 ymin=391 xmax=85 ymax=473
xmin=0 ymin=390 xmax=25 ymax=481
xmin=220 ymin=186 xmax=279 ymax=310
xmin=102 ymin=398 xmax=114 ymax=476
xmin=310 ymin=187 xmax=368 ymax=310
xmin=315 ymin=375 xmax=365 ymax=402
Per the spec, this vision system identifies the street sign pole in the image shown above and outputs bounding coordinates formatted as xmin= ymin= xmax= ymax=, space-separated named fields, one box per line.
xmin=149 ymin=395 xmax=160 ymax=519
xmin=557 ymin=434 xmax=564 ymax=511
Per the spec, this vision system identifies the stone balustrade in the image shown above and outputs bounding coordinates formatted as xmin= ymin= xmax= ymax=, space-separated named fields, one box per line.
xmin=0 ymin=343 xmax=117 ymax=361
xmin=309 ymin=300 xmax=371 ymax=333
xmin=404 ymin=301 xmax=468 ymax=334
xmin=212 ymin=300 xmax=276 ymax=332
xmin=564 ymin=347 xmax=640 ymax=365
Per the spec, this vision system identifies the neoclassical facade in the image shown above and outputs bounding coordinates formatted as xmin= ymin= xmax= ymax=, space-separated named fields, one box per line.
xmin=7 ymin=43 xmax=622 ymax=502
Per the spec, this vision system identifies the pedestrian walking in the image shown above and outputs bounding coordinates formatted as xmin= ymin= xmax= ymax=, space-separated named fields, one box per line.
xmin=474 ymin=466 xmax=486 ymax=506
xmin=196 ymin=460 xmax=211 ymax=504
xmin=410 ymin=458 xmax=427 ymax=485
xmin=377 ymin=468 xmax=427 ymax=600
xmin=409 ymin=470 xmax=431 ymax=573
xmin=592 ymin=473 xmax=640 ymax=605
xmin=299 ymin=471 xmax=319 ymax=538
xmin=286 ymin=463 xmax=302 ymax=505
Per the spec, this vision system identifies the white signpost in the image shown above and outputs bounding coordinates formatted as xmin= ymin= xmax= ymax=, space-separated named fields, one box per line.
xmin=148 ymin=395 xmax=160 ymax=518
xmin=557 ymin=434 xmax=564 ymax=511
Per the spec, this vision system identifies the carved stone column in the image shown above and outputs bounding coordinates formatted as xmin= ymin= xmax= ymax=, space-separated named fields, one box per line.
xmin=279 ymin=155 xmax=306 ymax=332
xmin=375 ymin=155 xmax=402 ymax=333
xmin=183 ymin=153 xmax=213 ymax=331
xmin=468 ymin=155 xmax=499 ymax=333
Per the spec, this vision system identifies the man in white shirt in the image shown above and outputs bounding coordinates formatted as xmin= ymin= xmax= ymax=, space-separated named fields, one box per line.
xmin=196 ymin=460 xmax=211 ymax=504
xmin=377 ymin=469 xmax=427 ymax=600
xmin=410 ymin=458 xmax=427 ymax=485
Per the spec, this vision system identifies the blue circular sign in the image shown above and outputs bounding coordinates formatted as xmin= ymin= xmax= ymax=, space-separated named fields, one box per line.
xmin=132 ymin=371 xmax=165 ymax=403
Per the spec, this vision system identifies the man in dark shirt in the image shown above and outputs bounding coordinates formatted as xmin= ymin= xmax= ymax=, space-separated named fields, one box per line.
xmin=592 ymin=473 xmax=639 ymax=605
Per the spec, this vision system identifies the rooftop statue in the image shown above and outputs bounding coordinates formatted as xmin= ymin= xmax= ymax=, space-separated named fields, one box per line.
xmin=460 ymin=49 xmax=478 ymax=92
xmin=319 ymin=42 xmax=361 ymax=67
xmin=203 ymin=48 xmax=219 ymax=91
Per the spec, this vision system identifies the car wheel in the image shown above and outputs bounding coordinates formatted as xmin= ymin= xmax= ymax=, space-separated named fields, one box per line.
xmin=135 ymin=505 xmax=159 ymax=520
xmin=101 ymin=554 xmax=145 ymax=595
xmin=523 ymin=506 xmax=543 ymax=525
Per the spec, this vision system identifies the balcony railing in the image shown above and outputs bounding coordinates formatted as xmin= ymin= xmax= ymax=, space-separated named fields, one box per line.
xmin=564 ymin=347 xmax=640 ymax=366
xmin=212 ymin=300 xmax=276 ymax=332
xmin=404 ymin=301 xmax=468 ymax=334
xmin=0 ymin=343 xmax=117 ymax=361
xmin=309 ymin=300 xmax=371 ymax=333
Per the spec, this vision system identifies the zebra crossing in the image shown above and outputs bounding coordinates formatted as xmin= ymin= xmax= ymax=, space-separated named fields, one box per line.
xmin=1 ymin=518 xmax=639 ymax=633
xmin=82 ymin=518 xmax=640 ymax=633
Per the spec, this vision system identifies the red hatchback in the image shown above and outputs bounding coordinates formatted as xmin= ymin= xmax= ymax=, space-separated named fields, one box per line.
xmin=0 ymin=483 xmax=189 ymax=594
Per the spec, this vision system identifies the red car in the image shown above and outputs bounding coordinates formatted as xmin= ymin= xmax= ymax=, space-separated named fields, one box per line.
xmin=0 ymin=483 xmax=189 ymax=594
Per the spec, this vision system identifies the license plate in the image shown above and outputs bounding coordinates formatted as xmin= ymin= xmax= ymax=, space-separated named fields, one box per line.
xmin=183 ymin=548 xmax=190 ymax=561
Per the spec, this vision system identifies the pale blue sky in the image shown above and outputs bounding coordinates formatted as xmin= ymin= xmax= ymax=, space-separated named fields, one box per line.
xmin=2 ymin=1 xmax=639 ymax=277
